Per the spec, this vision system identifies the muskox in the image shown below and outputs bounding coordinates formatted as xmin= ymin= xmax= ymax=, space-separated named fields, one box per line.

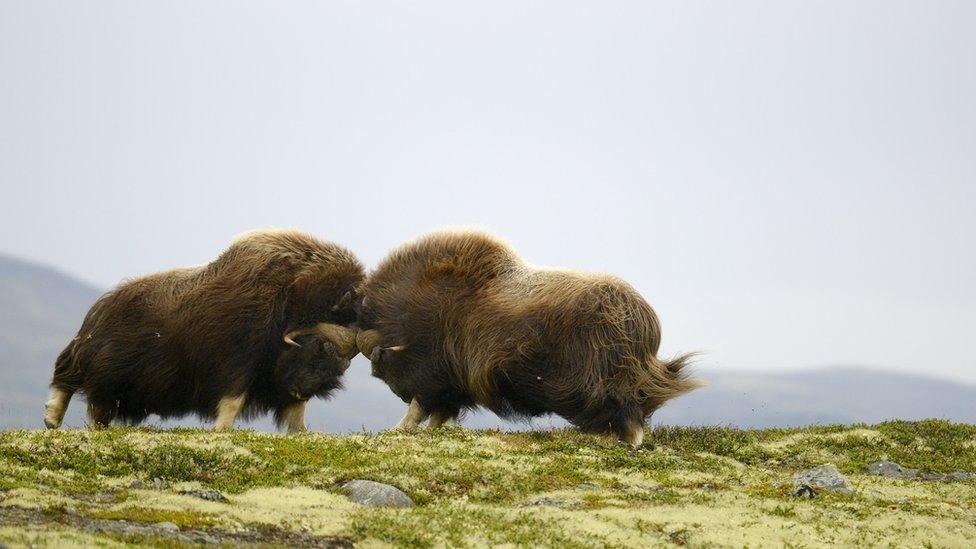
xmin=356 ymin=230 xmax=700 ymax=447
xmin=44 ymin=229 xmax=364 ymax=433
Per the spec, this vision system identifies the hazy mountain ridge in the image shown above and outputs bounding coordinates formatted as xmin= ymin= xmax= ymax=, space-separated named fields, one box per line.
xmin=1 ymin=252 xmax=973 ymax=432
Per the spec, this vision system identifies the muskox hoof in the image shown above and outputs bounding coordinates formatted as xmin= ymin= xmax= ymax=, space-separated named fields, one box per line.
xmin=43 ymin=418 xmax=59 ymax=430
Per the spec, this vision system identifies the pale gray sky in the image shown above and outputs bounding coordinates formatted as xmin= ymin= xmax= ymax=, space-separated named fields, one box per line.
xmin=2 ymin=2 xmax=974 ymax=382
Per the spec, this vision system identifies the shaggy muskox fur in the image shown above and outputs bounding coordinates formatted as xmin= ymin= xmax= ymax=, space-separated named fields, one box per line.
xmin=356 ymin=230 xmax=700 ymax=446
xmin=44 ymin=229 xmax=364 ymax=432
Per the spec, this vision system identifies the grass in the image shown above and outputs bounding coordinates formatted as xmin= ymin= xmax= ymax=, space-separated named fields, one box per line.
xmin=0 ymin=420 xmax=975 ymax=547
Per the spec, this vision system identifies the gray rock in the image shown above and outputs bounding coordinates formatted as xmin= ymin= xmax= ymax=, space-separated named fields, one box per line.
xmin=948 ymin=471 xmax=976 ymax=482
xmin=919 ymin=471 xmax=947 ymax=482
xmin=154 ymin=521 xmax=180 ymax=532
xmin=865 ymin=461 xmax=976 ymax=482
xmin=526 ymin=497 xmax=563 ymax=506
xmin=178 ymin=489 xmax=229 ymax=503
xmin=865 ymin=461 xmax=918 ymax=479
xmin=94 ymin=492 xmax=117 ymax=503
xmin=341 ymin=480 xmax=413 ymax=508
xmin=577 ymin=482 xmax=600 ymax=491
xmin=152 ymin=477 xmax=165 ymax=490
xmin=793 ymin=464 xmax=851 ymax=494
xmin=790 ymin=484 xmax=817 ymax=499
xmin=128 ymin=480 xmax=146 ymax=490
xmin=191 ymin=533 xmax=220 ymax=545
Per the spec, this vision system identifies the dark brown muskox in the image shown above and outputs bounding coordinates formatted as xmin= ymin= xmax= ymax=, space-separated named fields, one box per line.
xmin=356 ymin=230 xmax=700 ymax=447
xmin=44 ymin=229 xmax=364 ymax=433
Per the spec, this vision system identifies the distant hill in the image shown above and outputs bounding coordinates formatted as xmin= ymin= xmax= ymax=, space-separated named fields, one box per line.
xmin=654 ymin=367 xmax=976 ymax=428
xmin=0 ymin=254 xmax=102 ymax=428
xmin=1 ymin=252 xmax=974 ymax=432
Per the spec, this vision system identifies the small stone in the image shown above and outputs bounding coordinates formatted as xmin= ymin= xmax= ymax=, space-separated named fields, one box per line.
xmin=128 ymin=480 xmax=146 ymax=490
xmin=152 ymin=478 xmax=165 ymax=490
xmin=94 ymin=492 xmax=116 ymax=503
xmin=919 ymin=472 xmax=947 ymax=482
xmin=865 ymin=461 xmax=918 ymax=479
xmin=178 ymin=489 xmax=229 ymax=503
xmin=793 ymin=464 xmax=851 ymax=494
xmin=193 ymin=533 xmax=220 ymax=545
xmin=791 ymin=484 xmax=817 ymax=499
xmin=948 ymin=471 xmax=976 ymax=482
xmin=154 ymin=521 xmax=180 ymax=532
xmin=341 ymin=480 xmax=413 ymax=508
xmin=527 ymin=497 xmax=563 ymax=506
xmin=577 ymin=482 xmax=600 ymax=491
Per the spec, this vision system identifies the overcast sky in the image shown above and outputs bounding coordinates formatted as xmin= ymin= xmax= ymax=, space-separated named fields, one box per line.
xmin=2 ymin=1 xmax=974 ymax=383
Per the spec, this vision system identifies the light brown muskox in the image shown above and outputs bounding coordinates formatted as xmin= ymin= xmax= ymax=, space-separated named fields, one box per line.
xmin=45 ymin=229 xmax=363 ymax=433
xmin=356 ymin=230 xmax=700 ymax=447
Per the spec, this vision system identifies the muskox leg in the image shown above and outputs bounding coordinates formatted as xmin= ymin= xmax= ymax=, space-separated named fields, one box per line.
xmin=43 ymin=387 xmax=73 ymax=429
xmin=281 ymin=401 xmax=308 ymax=434
xmin=87 ymin=401 xmax=115 ymax=429
xmin=426 ymin=410 xmax=458 ymax=429
xmin=214 ymin=394 xmax=247 ymax=431
xmin=394 ymin=398 xmax=428 ymax=430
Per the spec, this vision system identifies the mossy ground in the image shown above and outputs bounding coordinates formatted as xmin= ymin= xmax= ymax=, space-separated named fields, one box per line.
xmin=1 ymin=420 xmax=975 ymax=547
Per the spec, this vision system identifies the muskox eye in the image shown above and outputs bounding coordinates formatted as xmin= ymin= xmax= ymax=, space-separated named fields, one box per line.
xmin=321 ymin=340 xmax=335 ymax=355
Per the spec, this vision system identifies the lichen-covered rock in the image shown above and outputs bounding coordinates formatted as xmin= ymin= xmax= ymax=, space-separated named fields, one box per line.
xmin=866 ymin=461 xmax=919 ymax=479
xmin=791 ymin=484 xmax=817 ymax=499
xmin=178 ymin=489 xmax=229 ymax=503
xmin=794 ymin=464 xmax=851 ymax=494
xmin=526 ymin=497 xmax=564 ymax=506
xmin=948 ymin=471 xmax=976 ymax=482
xmin=341 ymin=480 xmax=413 ymax=508
xmin=866 ymin=461 xmax=976 ymax=482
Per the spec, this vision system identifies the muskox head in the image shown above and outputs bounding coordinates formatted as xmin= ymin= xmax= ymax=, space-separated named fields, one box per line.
xmin=275 ymin=323 xmax=358 ymax=402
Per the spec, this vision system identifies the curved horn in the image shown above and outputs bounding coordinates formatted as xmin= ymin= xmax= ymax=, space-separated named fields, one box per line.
xmin=284 ymin=324 xmax=359 ymax=357
xmin=311 ymin=323 xmax=359 ymax=359
xmin=356 ymin=329 xmax=382 ymax=357
xmin=355 ymin=329 xmax=407 ymax=357
xmin=283 ymin=332 xmax=303 ymax=348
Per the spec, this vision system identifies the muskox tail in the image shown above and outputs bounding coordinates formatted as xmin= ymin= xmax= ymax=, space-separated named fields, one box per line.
xmin=634 ymin=352 xmax=703 ymax=414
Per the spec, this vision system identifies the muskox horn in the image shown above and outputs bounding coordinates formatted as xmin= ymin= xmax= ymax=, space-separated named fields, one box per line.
xmin=356 ymin=329 xmax=382 ymax=357
xmin=355 ymin=329 xmax=407 ymax=357
xmin=283 ymin=333 xmax=303 ymax=348
xmin=283 ymin=323 xmax=358 ymax=358
xmin=311 ymin=322 xmax=359 ymax=359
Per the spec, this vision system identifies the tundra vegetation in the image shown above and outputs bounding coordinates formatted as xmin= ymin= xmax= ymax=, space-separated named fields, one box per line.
xmin=1 ymin=420 xmax=975 ymax=547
